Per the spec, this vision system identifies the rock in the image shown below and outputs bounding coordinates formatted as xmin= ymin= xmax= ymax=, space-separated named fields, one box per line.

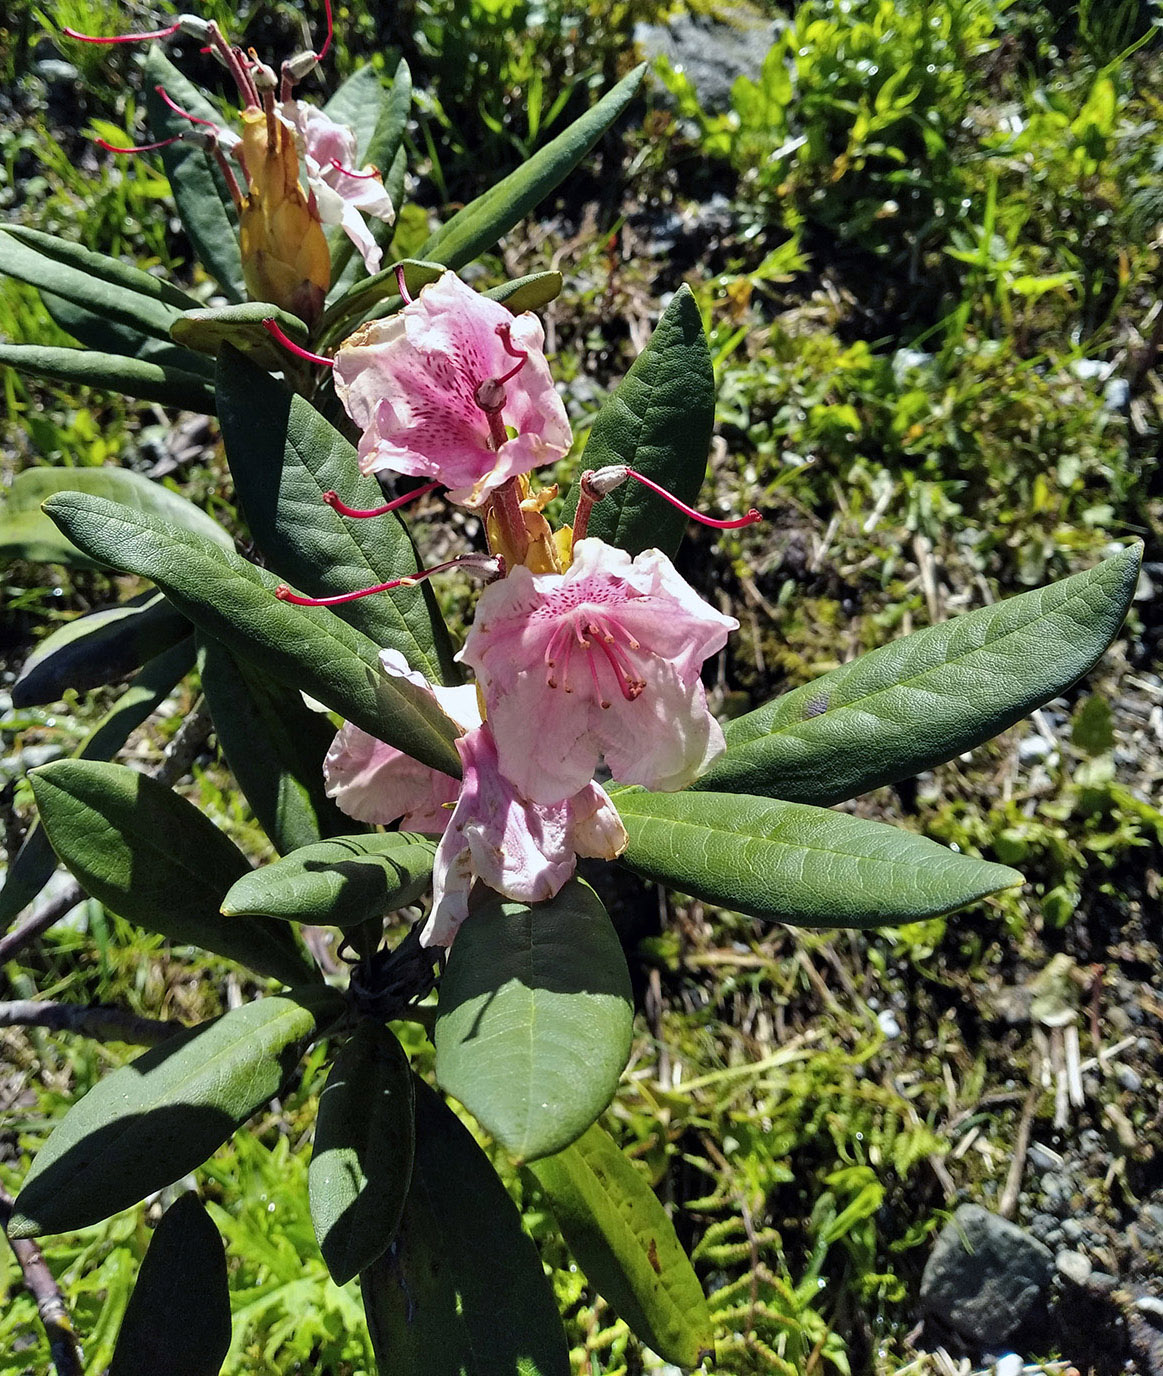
xmin=921 ymin=1204 xmax=1055 ymax=1347
xmin=1057 ymin=1250 xmax=1093 ymax=1286
xmin=994 ymin=1355 xmax=1023 ymax=1376
xmin=635 ymin=2 xmax=783 ymax=112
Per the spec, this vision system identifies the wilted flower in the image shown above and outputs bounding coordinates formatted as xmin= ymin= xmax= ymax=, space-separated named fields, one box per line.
xmin=333 ymin=271 xmax=572 ymax=507
xmin=459 ymin=537 xmax=739 ymax=804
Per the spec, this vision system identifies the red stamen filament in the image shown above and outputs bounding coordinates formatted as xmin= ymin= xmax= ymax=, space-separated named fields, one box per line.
xmin=396 ymin=266 xmax=413 ymax=304
xmin=97 ymin=135 xmax=181 ymax=154
xmin=330 ymin=159 xmax=378 ymax=179
xmin=622 ymin=468 xmax=762 ymax=530
xmin=275 ymin=556 xmax=487 ymax=607
xmin=261 ymin=319 xmax=335 ymax=367
xmin=323 ymin=482 xmax=441 ymax=518
xmin=494 ymin=323 xmax=528 ymax=384
xmin=63 ymin=20 xmax=180 ymax=43
xmin=317 ymin=0 xmax=334 ymax=60
xmin=545 ymin=618 xmax=644 ymax=704
xmin=154 ymin=85 xmax=219 ymax=130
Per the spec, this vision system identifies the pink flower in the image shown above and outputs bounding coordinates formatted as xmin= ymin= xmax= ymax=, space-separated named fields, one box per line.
xmin=282 ymin=101 xmax=396 ymax=276
xmin=424 ymin=722 xmax=627 ymax=948
xmin=323 ymin=648 xmax=478 ymax=830
xmin=459 ymin=538 xmax=739 ymax=805
xmin=333 ymin=271 xmax=572 ymax=508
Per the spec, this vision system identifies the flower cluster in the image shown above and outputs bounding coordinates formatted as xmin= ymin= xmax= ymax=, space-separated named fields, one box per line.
xmin=69 ymin=4 xmax=395 ymax=325
xmin=309 ymin=269 xmax=759 ymax=947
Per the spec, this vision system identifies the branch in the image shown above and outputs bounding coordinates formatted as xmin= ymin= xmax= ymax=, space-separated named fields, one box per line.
xmin=0 ymin=999 xmax=183 ymax=1046
xmin=0 ymin=1186 xmax=84 ymax=1376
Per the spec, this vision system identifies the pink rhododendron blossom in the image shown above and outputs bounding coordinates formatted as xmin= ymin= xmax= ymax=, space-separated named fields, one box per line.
xmin=424 ymin=722 xmax=627 ymax=948
xmin=323 ymin=648 xmax=478 ymax=829
xmin=459 ymin=537 xmax=739 ymax=804
xmin=282 ymin=101 xmax=395 ymax=275
xmin=333 ymin=271 xmax=572 ymax=507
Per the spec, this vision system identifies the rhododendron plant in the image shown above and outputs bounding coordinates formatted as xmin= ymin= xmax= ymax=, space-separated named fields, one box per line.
xmin=0 ymin=14 xmax=1143 ymax=1372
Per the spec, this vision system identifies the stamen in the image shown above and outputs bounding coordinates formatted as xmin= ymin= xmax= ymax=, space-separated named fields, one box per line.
xmin=261 ymin=319 xmax=335 ymax=367
xmin=63 ymin=20 xmax=181 ymax=43
xmin=154 ymin=85 xmax=219 ymax=131
xmin=275 ymin=555 xmax=501 ymax=606
xmin=316 ymin=0 xmax=334 ymax=61
xmin=395 ymin=266 xmax=413 ymax=305
xmin=323 ymin=482 xmax=441 ymax=518
xmin=494 ymin=322 xmax=528 ymax=384
xmin=330 ymin=159 xmax=380 ymax=180
xmin=96 ymin=135 xmax=182 ymax=154
xmin=619 ymin=467 xmax=763 ymax=530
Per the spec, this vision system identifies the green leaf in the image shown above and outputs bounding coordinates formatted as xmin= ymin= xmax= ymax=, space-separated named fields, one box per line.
xmin=171 ymin=302 xmax=309 ymax=370
xmin=318 ymin=258 xmax=447 ymax=342
xmin=614 ymin=789 xmax=1022 ymax=927
xmin=9 ymin=991 xmax=335 ymax=1237
xmin=42 ymin=290 xmax=216 ymax=377
xmin=434 ymin=881 xmax=633 ymax=1162
xmin=324 ymin=60 xmax=413 ymax=287
xmin=530 ymin=1124 xmax=713 ymax=1366
xmin=0 ymin=226 xmax=187 ymax=339
xmin=109 ymin=1192 xmax=230 ymax=1376
xmin=198 ymin=635 xmax=353 ymax=855
xmin=28 ymin=760 xmax=315 ymax=986
xmin=13 ymin=591 xmax=190 ymax=707
xmin=0 ymin=639 xmax=196 ymax=930
xmin=560 ymin=284 xmax=713 ymax=558
xmin=0 ymin=343 xmax=215 ymax=414
xmin=488 ymin=270 xmax=563 ymax=315
xmin=0 ymin=466 xmax=233 ymax=571
xmin=420 ymin=64 xmax=646 ymax=271
xmin=360 ymin=1075 xmax=569 ymax=1376
xmin=222 ymin=833 xmax=436 ymax=927
xmin=215 ymin=346 xmax=454 ymax=683
xmin=41 ymin=492 xmax=463 ymax=777
xmin=698 ymin=544 xmax=1144 ymax=805
xmin=311 ymin=1021 xmax=415 ymax=1286
xmin=144 ymin=49 xmax=245 ymax=301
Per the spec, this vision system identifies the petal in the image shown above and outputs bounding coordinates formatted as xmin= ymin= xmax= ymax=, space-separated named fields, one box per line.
xmin=566 ymin=783 xmax=628 ymax=860
xmin=323 ymin=722 xmax=457 ymax=829
xmin=600 ymin=672 xmax=727 ymax=793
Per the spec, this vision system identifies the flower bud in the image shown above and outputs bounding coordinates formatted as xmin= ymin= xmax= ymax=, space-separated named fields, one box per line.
xmin=284 ymin=50 xmax=321 ymax=81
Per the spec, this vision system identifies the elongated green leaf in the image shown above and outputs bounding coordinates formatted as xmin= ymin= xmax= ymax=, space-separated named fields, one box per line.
xmin=489 ymin=270 xmax=563 ymax=315
xmin=216 ymin=346 xmax=453 ymax=683
xmin=311 ymin=1022 xmax=415 ymax=1285
xmin=420 ymin=64 xmax=646 ymax=271
xmin=42 ymin=492 xmax=462 ymax=776
xmin=199 ymin=635 xmax=353 ymax=855
xmin=109 ymin=1193 xmax=230 ymax=1376
xmin=324 ymin=60 xmax=413 ymax=286
xmin=560 ymin=284 xmax=712 ymax=558
xmin=0 ymin=466 xmax=233 ymax=571
xmin=0 ymin=639 xmax=196 ymax=930
xmin=435 ymin=882 xmax=633 ymax=1162
xmin=13 ymin=591 xmax=190 ymax=707
xmin=29 ymin=760 xmax=315 ymax=986
xmin=42 ymin=291 xmax=216 ymax=376
xmin=698 ymin=544 xmax=1144 ymax=805
xmin=144 ymin=49 xmax=245 ymax=300
xmin=171 ymin=301 xmax=308 ymax=370
xmin=9 ymin=991 xmax=336 ymax=1237
xmin=222 ymin=833 xmax=436 ymax=927
xmin=0 ymin=343 xmax=215 ymax=413
xmin=318 ymin=258 xmax=447 ymax=341
xmin=615 ymin=789 xmax=1021 ymax=927
xmin=0 ymin=227 xmax=186 ymax=339
xmin=361 ymin=1075 xmax=569 ymax=1376
xmin=530 ymin=1124 xmax=713 ymax=1366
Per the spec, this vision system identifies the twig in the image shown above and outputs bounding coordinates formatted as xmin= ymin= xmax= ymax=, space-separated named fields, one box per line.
xmin=0 ymin=1000 xmax=182 ymax=1046
xmin=0 ymin=1186 xmax=84 ymax=1376
xmin=0 ymin=883 xmax=85 ymax=965
xmin=999 ymin=1082 xmax=1043 ymax=1220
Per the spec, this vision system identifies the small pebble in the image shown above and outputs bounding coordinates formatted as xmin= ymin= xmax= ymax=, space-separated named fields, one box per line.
xmin=1115 ymin=1065 xmax=1143 ymax=1093
xmin=1056 ymin=1250 xmax=1093 ymax=1286
xmin=995 ymin=1354 xmax=1024 ymax=1376
xmin=876 ymin=1008 xmax=901 ymax=1039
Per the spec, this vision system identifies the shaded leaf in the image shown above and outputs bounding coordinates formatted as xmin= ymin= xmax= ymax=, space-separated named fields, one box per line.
xmin=13 ymin=591 xmax=190 ymax=707
xmin=171 ymin=301 xmax=309 ymax=370
xmin=311 ymin=1022 xmax=415 ymax=1285
xmin=698 ymin=544 xmax=1144 ymax=805
xmin=614 ymin=789 xmax=1022 ymax=927
xmin=435 ymin=882 xmax=633 ymax=1162
xmin=223 ymin=833 xmax=436 ymax=927
xmin=0 ymin=343 xmax=215 ymax=414
xmin=41 ymin=492 xmax=462 ymax=776
xmin=42 ymin=290 xmax=215 ymax=376
xmin=109 ymin=1192 xmax=230 ymax=1376
xmin=560 ymin=284 xmax=712 ymax=558
xmin=530 ymin=1123 xmax=713 ymax=1366
xmin=9 ymin=991 xmax=337 ymax=1236
xmin=28 ymin=759 xmax=315 ymax=986
xmin=360 ymin=1075 xmax=569 ymax=1376
xmin=318 ymin=258 xmax=446 ymax=342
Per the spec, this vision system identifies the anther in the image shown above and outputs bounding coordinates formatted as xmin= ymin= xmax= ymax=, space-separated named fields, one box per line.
xmin=323 ymin=481 xmax=441 ymax=518
xmin=284 ymin=50 xmax=321 ymax=81
xmin=261 ymin=319 xmax=335 ymax=367
xmin=474 ymin=378 xmax=506 ymax=413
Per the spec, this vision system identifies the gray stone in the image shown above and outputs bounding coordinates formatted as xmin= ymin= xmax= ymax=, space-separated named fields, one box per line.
xmin=1056 ymin=1249 xmax=1093 ymax=1286
xmin=635 ymin=2 xmax=783 ymax=112
xmin=921 ymin=1204 xmax=1055 ymax=1347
